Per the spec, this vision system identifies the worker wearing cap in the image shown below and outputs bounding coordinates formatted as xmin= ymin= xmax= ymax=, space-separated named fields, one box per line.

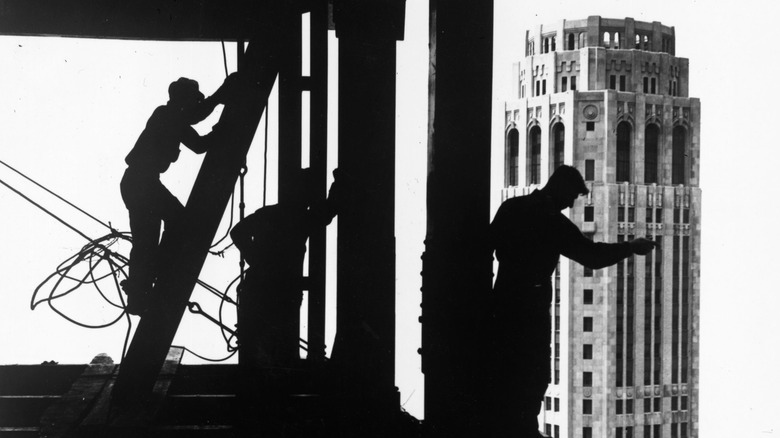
xmin=487 ymin=165 xmax=657 ymax=437
xmin=120 ymin=76 xmax=235 ymax=315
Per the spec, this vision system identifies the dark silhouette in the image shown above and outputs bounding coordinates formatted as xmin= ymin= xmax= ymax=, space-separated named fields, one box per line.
xmin=231 ymin=169 xmax=340 ymax=369
xmin=488 ymin=165 xmax=657 ymax=437
xmin=120 ymin=76 xmax=235 ymax=315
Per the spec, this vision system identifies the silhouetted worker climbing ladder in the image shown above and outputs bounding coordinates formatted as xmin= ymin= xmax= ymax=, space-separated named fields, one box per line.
xmin=112 ymin=4 xmax=294 ymax=404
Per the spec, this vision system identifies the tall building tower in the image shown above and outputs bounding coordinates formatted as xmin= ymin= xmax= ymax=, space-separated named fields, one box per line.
xmin=502 ymin=17 xmax=701 ymax=438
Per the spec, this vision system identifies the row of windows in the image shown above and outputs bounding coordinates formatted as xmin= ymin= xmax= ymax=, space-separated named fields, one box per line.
xmin=617 ymin=424 xmax=689 ymax=438
xmin=506 ymin=122 xmax=691 ymax=187
xmin=547 ymin=396 xmax=690 ymax=416
xmin=583 ymin=207 xmax=686 ymax=224
xmin=532 ymin=31 xmax=672 ymax=54
xmin=521 ymin=75 xmax=578 ymax=99
xmin=524 ymin=74 xmax=677 ymax=96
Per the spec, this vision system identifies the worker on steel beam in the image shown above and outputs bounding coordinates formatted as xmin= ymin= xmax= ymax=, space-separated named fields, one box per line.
xmin=231 ymin=168 xmax=341 ymax=369
xmin=488 ymin=165 xmax=658 ymax=438
xmin=120 ymin=75 xmax=237 ymax=315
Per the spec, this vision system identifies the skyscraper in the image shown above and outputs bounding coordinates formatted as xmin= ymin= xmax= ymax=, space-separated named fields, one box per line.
xmin=502 ymin=16 xmax=700 ymax=438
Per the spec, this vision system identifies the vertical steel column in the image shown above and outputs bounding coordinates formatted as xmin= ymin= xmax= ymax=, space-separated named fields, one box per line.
xmin=330 ymin=0 xmax=405 ymax=407
xmin=422 ymin=1 xmax=494 ymax=436
xmin=278 ymin=8 xmax=303 ymax=204
xmin=112 ymin=6 xmax=288 ymax=402
xmin=306 ymin=2 xmax=330 ymax=361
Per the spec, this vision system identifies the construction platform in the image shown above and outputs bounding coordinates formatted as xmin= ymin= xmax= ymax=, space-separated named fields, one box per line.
xmin=0 ymin=348 xmax=421 ymax=438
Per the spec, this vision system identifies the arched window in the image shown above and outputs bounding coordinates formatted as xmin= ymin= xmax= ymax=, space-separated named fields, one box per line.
xmin=579 ymin=32 xmax=586 ymax=49
xmin=528 ymin=126 xmax=542 ymax=185
xmin=544 ymin=38 xmax=550 ymax=53
xmin=614 ymin=32 xmax=620 ymax=49
xmin=616 ymin=122 xmax=632 ymax=183
xmin=644 ymin=125 xmax=660 ymax=184
xmin=568 ymin=33 xmax=575 ymax=50
xmin=672 ymin=126 xmax=687 ymax=185
xmin=603 ymin=32 xmax=610 ymax=47
xmin=507 ymin=129 xmax=519 ymax=186
xmin=552 ymin=123 xmax=565 ymax=172
xmin=635 ymin=34 xmax=641 ymax=49
xmin=551 ymin=36 xmax=556 ymax=52
xmin=643 ymin=35 xmax=649 ymax=51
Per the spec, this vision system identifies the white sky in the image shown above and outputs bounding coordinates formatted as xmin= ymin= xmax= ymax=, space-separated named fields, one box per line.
xmin=1 ymin=0 xmax=778 ymax=435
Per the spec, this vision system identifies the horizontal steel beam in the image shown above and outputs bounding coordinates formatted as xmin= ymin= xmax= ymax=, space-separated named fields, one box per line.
xmin=0 ymin=0 xmax=289 ymax=41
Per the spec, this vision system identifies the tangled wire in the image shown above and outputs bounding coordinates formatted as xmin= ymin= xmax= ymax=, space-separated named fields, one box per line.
xmin=29 ymin=230 xmax=240 ymax=361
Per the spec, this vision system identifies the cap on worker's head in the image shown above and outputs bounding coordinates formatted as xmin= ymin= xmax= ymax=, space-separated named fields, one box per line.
xmin=547 ymin=165 xmax=589 ymax=195
xmin=168 ymin=77 xmax=203 ymax=103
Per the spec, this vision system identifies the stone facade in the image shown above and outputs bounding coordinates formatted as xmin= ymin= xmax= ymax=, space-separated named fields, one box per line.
xmin=502 ymin=16 xmax=701 ymax=438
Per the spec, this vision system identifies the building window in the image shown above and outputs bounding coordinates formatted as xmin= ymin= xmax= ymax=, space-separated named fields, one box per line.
xmin=584 ymin=344 xmax=593 ymax=359
xmin=620 ymin=75 xmax=626 ymax=91
xmin=546 ymin=424 xmax=553 ymax=436
xmin=584 ymin=289 xmax=593 ymax=304
xmin=551 ymin=36 xmax=556 ymax=51
xmin=586 ymin=121 xmax=595 ymax=131
xmin=552 ymin=123 xmax=565 ymax=172
xmin=603 ymin=32 xmax=610 ymax=46
xmin=651 ymin=77 xmax=657 ymax=94
xmin=645 ymin=124 xmax=660 ymax=184
xmin=585 ymin=159 xmax=595 ymax=181
xmin=571 ymin=76 xmax=577 ymax=90
xmin=583 ymin=399 xmax=592 ymax=415
xmin=584 ymin=427 xmax=593 ymax=438
xmin=554 ymin=397 xmax=560 ymax=412
xmin=626 ymin=399 xmax=634 ymax=414
xmin=542 ymin=79 xmax=547 ymax=95
xmin=635 ymin=34 xmax=641 ymax=49
xmin=610 ymin=75 xmax=617 ymax=90
xmin=616 ymin=122 xmax=632 ymax=182
xmin=614 ymin=32 xmax=620 ymax=49
xmin=584 ymin=266 xmax=593 ymax=277
xmin=546 ymin=396 xmax=552 ymax=411
xmin=568 ymin=33 xmax=575 ymax=50
xmin=535 ymin=80 xmax=540 ymax=96
xmin=583 ymin=372 xmax=593 ymax=387
xmin=554 ymin=425 xmax=560 ymax=438
xmin=584 ymin=317 xmax=593 ymax=332
xmin=584 ymin=206 xmax=594 ymax=222
xmin=643 ymin=77 xmax=649 ymax=93
xmin=528 ymin=126 xmax=542 ymax=185
xmin=616 ymin=399 xmax=623 ymax=414
xmin=672 ymin=125 xmax=687 ymax=185
xmin=506 ymin=129 xmax=519 ymax=187
xmin=544 ymin=37 xmax=550 ymax=53
xmin=562 ymin=76 xmax=568 ymax=92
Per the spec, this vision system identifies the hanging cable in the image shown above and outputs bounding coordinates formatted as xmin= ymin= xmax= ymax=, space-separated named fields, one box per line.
xmin=0 ymin=158 xmax=113 ymax=232
xmin=263 ymin=106 xmax=269 ymax=207
xmin=0 ymin=176 xmax=94 ymax=243
xmin=220 ymin=41 xmax=229 ymax=78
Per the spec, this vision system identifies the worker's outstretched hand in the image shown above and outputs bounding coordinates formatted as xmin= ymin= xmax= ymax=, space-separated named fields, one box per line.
xmin=629 ymin=237 xmax=659 ymax=255
xmin=212 ymin=72 xmax=243 ymax=104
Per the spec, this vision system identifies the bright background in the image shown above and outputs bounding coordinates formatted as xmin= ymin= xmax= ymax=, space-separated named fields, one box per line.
xmin=1 ymin=1 xmax=778 ymax=435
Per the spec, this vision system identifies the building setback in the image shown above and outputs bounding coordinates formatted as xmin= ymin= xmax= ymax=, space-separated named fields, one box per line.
xmin=502 ymin=16 xmax=701 ymax=438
